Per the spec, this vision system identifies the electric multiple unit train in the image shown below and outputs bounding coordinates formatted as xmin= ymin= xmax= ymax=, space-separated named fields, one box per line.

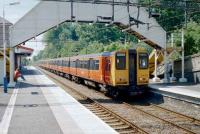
xmin=39 ymin=48 xmax=149 ymax=97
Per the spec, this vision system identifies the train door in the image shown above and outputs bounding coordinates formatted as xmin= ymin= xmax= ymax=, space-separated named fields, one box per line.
xmin=104 ymin=57 xmax=111 ymax=84
xmin=129 ymin=50 xmax=136 ymax=85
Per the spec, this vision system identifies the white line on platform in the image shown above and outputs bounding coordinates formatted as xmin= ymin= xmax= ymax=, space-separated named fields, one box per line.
xmin=0 ymin=88 xmax=19 ymax=134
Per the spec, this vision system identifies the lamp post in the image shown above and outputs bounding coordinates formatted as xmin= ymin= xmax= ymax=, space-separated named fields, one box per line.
xmin=3 ymin=1 xmax=7 ymax=93
xmin=3 ymin=1 xmax=20 ymax=93
xmin=179 ymin=0 xmax=187 ymax=83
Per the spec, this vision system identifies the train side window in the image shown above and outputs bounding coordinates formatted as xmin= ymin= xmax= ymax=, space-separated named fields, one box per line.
xmin=59 ymin=60 xmax=62 ymax=66
xmin=79 ymin=60 xmax=81 ymax=68
xmin=95 ymin=60 xmax=99 ymax=70
xmin=76 ymin=60 xmax=80 ymax=68
xmin=89 ymin=60 xmax=94 ymax=70
xmin=116 ymin=53 xmax=126 ymax=70
xmin=86 ymin=61 xmax=89 ymax=69
xmin=81 ymin=61 xmax=83 ymax=69
xmin=64 ymin=61 xmax=67 ymax=67
xmin=70 ymin=61 xmax=76 ymax=68
xmin=83 ymin=61 xmax=87 ymax=69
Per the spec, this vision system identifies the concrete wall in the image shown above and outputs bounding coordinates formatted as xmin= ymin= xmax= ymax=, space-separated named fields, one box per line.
xmin=174 ymin=53 xmax=200 ymax=83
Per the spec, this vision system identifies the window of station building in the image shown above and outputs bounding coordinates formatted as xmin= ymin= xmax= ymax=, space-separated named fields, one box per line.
xmin=139 ymin=53 xmax=148 ymax=69
xmin=116 ymin=52 xmax=126 ymax=70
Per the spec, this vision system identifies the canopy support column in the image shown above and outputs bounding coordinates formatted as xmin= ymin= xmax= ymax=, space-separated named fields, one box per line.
xmin=152 ymin=49 xmax=160 ymax=82
xmin=8 ymin=47 xmax=16 ymax=88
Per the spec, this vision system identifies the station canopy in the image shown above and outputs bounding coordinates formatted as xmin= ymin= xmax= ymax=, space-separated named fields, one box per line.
xmin=15 ymin=45 xmax=34 ymax=56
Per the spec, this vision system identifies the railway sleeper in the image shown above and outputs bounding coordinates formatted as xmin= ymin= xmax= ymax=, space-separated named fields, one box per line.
xmin=87 ymin=106 xmax=102 ymax=110
xmin=84 ymin=104 xmax=98 ymax=108
xmin=96 ymin=114 xmax=111 ymax=118
xmin=105 ymin=119 xmax=120 ymax=123
xmin=94 ymin=111 xmax=108 ymax=115
xmin=113 ymin=125 xmax=131 ymax=130
xmin=108 ymin=122 xmax=124 ymax=126
xmin=91 ymin=108 xmax=105 ymax=112
xmin=87 ymin=107 xmax=103 ymax=111
xmin=101 ymin=116 xmax=115 ymax=120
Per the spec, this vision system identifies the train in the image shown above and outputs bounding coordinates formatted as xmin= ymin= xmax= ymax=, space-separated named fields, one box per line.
xmin=38 ymin=48 xmax=149 ymax=97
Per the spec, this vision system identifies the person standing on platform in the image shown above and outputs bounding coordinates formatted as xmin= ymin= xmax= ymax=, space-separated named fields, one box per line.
xmin=14 ymin=68 xmax=25 ymax=82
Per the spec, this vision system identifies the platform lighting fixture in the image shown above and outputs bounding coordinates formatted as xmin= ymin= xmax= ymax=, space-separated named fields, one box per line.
xmin=105 ymin=21 xmax=114 ymax=27
xmin=122 ymin=27 xmax=131 ymax=32
xmin=3 ymin=1 xmax=20 ymax=93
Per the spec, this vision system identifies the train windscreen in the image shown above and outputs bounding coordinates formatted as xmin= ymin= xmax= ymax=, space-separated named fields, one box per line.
xmin=116 ymin=52 xmax=126 ymax=70
xmin=139 ymin=53 xmax=148 ymax=69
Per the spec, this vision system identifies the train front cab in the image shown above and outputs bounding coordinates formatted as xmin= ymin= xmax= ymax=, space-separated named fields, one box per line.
xmin=109 ymin=48 xmax=149 ymax=96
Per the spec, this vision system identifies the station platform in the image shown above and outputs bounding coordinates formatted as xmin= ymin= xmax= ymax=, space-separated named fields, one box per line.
xmin=0 ymin=66 xmax=117 ymax=134
xmin=149 ymin=82 xmax=200 ymax=105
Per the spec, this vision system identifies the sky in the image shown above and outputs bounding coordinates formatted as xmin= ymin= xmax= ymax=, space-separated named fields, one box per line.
xmin=0 ymin=0 xmax=45 ymax=58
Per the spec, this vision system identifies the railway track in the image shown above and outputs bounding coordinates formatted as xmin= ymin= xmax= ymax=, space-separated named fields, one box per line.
xmin=39 ymin=67 xmax=200 ymax=134
xmin=39 ymin=67 xmax=148 ymax=134
xmin=124 ymin=102 xmax=200 ymax=134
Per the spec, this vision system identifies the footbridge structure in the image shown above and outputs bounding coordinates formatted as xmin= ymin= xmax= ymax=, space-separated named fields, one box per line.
xmin=8 ymin=0 xmax=167 ymax=86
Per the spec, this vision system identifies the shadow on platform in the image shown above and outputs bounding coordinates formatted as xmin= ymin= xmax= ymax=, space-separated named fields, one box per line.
xmin=21 ymin=68 xmax=42 ymax=76
xmin=18 ymin=81 xmax=57 ymax=89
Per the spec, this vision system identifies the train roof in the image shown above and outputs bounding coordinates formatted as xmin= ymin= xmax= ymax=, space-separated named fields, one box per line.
xmin=69 ymin=52 xmax=112 ymax=59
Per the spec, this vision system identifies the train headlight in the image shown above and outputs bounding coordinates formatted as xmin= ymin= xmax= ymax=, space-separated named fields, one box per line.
xmin=140 ymin=78 xmax=146 ymax=81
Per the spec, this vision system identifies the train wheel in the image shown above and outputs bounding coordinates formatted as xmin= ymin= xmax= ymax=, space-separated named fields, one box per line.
xmin=74 ymin=77 xmax=83 ymax=84
xmin=94 ymin=83 xmax=101 ymax=91
xmin=68 ymin=75 xmax=72 ymax=81
xmin=111 ymin=90 xmax=120 ymax=99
